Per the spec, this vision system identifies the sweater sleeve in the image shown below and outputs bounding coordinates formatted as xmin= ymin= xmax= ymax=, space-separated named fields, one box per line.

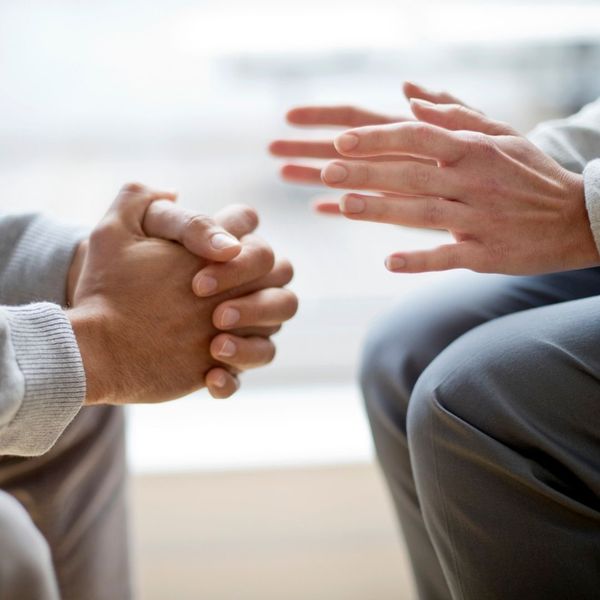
xmin=527 ymin=100 xmax=600 ymax=256
xmin=0 ymin=213 xmax=87 ymax=455
xmin=0 ymin=303 xmax=85 ymax=456
xmin=0 ymin=213 xmax=86 ymax=307
xmin=583 ymin=159 xmax=600 ymax=256
xmin=528 ymin=98 xmax=600 ymax=174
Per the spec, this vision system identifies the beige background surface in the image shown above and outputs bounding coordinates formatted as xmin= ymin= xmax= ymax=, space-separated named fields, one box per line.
xmin=132 ymin=464 xmax=415 ymax=600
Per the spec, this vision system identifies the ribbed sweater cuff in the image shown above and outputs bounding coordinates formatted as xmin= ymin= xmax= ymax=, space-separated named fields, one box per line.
xmin=2 ymin=216 xmax=86 ymax=307
xmin=3 ymin=303 xmax=85 ymax=456
xmin=527 ymin=125 xmax=584 ymax=174
xmin=583 ymin=159 xmax=600 ymax=255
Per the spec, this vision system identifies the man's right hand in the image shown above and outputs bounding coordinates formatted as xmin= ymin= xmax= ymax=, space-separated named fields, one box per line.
xmin=68 ymin=183 xmax=297 ymax=406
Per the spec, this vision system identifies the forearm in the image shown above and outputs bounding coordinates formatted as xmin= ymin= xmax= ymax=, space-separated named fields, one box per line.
xmin=528 ymin=98 xmax=600 ymax=174
xmin=0 ymin=213 xmax=86 ymax=306
xmin=0 ymin=303 xmax=85 ymax=456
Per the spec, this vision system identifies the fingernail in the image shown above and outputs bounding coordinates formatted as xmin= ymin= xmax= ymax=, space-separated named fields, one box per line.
xmin=194 ymin=275 xmax=218 ymax=296
xmin=211 ymin=233 xmax=239 ymax=250
xmin=218 ymin=339 xmax=237 ymax=358
xmin=335 ymin=133 xmax=359 ymax=152
xmin=411 ymin=98 xmax=434 ymax=107
xmin=322 ymin=163 xmax=348 ymax=184
xmin=340 ymin=195 xmax=365 ymax=214
xmin=213 ymin=371 xmax=227 ymax=387
xmin=220 ymin=308 xmax=240 ymax=328
xmin=386 ymin=256 xmax=407 ymax=271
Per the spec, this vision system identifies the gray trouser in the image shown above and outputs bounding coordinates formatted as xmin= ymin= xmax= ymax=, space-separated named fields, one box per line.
xmin=361 ymin=269 xmax=600 ymax=600
xmin=0 ymin=405 xmax=129 ymax=600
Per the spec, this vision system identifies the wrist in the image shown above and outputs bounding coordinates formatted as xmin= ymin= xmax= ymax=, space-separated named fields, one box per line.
xmin=68 ymin=305 xmax=114 ymax=405
xmin=67 ymin=240 xmax=88 ymax=307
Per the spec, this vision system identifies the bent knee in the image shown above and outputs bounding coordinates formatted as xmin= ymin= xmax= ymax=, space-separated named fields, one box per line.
xmin=0 ymin=493 xmax=57 ymax=597
xmin=406 ymin=316 xmax=570 ymax=461
xmin=406 ymin=324 xmax=510 ymax=444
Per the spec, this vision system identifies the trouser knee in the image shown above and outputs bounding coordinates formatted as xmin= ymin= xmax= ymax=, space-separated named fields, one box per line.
xmin=0 ymin=492 xmax=59 ymax=600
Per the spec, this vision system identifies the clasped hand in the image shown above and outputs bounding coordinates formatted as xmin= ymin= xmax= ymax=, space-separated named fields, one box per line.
xmin=68 ymin=183 xmax=297 ymax=405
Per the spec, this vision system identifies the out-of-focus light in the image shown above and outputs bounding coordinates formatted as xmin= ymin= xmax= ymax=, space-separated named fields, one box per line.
xmin=169 ymin=6 xmax=412 ymax=55
xmin=171 ymin=2 xmax=600 ymax=57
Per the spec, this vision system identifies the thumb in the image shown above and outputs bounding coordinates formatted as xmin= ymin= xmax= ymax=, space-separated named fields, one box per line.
xmin=410 ymin=99 xmax=517 ymax=136
xmin=143 ymin=200 xmax=242 ymax=262
xmin=107 ymin=182 xmax=178 ymax=234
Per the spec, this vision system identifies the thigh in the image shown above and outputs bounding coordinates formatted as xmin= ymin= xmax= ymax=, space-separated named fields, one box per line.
xmin=0 ymin=405 xmax=130 ymax=600
xmin=366 ymin=267 xmax=600 ymax=379
xmin=408 ymin=296 xmax=600 ymax=599
xmin=362 ymin=266 xmax=600 ymax=424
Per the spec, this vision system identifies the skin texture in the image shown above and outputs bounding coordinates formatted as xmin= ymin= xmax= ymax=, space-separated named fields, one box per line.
xmin=68 ymin=183 xmax=297 ymax=404
xmin=271 ymin=82 xmax=600 ymax=275
xmin=143 ymin=199 xmax=297 ymax=397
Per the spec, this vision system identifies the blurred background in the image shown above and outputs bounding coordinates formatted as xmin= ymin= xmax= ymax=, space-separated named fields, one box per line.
xmin=1 ymin=1 xmax=599 ymax=598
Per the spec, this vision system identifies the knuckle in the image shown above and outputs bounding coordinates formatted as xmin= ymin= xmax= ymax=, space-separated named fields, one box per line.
xmin=400 ymin=123 xmax=417 ymax=148
xmin=487 ymin=240 xmax=510 ymax=264
xmin=481 ymin=175 xmax=502 ymax=198
xmin=495 ymin=120 xmax=516 ymax=135
xmin=463 ymin=252 xmax=482 ymax=273
xmin=252 ymin=242 xmax=275 ymax=271
xmin=466 ymin=133 xmax=499 ymax=160
xmin=119 ymin=182 xmax=146 ymax=195
xmin=423 ymin=200 xmax=444 ymax=227
xmin=89 ymin=217 xmax=119 ymax=245
xmin=183 ymin=213 xmax=215 ymax=239
xmin=283 ymin=291 xmax=299 ymax=317
xmin=409 ymin=165 xmax=431 ymax=189
xmin=485 ymin=201 xmax=506 ymax=226
xmin=275 ymin=258 xmax=294 ymax=284
xmin=509 ymin=136 xmax=533 ymax=159
xmin=406 ymin=121 xmax=431 ymax=143
xmin=443 ymin=246 xmax=461 ymax=270
xmin=454 ymin=103 xmax=470 ymax=116
xmin=228 ymin=204 xmax=259 ymax=231
xmin=449 ymin=104 xmax=470 ymax=126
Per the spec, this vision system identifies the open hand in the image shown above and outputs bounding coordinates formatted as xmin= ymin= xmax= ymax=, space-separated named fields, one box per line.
xmin=320 ymin=98 xmax=598 ymax=274
xmin=269 ymin=81 xmax=471 ymax=214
